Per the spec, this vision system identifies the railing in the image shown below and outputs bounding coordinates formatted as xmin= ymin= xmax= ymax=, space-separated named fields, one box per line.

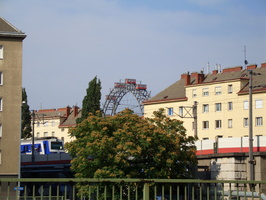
xmin=1 ymin=178 xmax=266 ymax=200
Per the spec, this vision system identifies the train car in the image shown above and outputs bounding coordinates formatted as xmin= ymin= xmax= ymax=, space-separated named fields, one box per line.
xmin=125 ymin=78 xmax=136 ymax=84
xmin=114 ymin=82 xmax=126 ymax=88
xmin=136 ymin=84 xmax=147 ymax=90
xmin=21 ymin=137 xmax=65 ymax=155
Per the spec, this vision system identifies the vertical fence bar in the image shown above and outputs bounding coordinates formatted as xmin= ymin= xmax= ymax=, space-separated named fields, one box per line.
xmin=154 ymin=185 xmax=157 ymax=200
xmin=104 ymin=185 xmax=107 ymax=200
xmin=143 ymin=183 xmax=149 ymax=200
xmin=41 ymin=184 xmax=44 ymax=200
xmin=7 ymin=182 xmax=10 ymax=200
xmin=128 ymin=185 xmax=130 ymax=200
xmin=170 ymin=185 xmax=172 ymax=200
xmin=49 ymin=184 xmax=52 ymax=200
xmin=192 ymin=184 xmax=194 ymax=200
xmin=177 ymin=185 xmax=180 ymax=200
xmin=162 ymin=185 xmax=165 ymax=200
xmin=56 ymin=184 xmax=59 ymax=200
xmin=199 ymin=183 xmax=202 ymax=200
xmin=112 ymin=185 xmax=115 ymax=200
xmin=97 ymin=185 xmax=99 ymax=200
xmin=135 ymin=184 xmax=138 ymax=200
xmin=120 ymin=185 xmax=122 ymax=200
xmin=64 ymin=184 xmax=67 ymax=200
xmin=184 ymin=185 xmax=187 ymax=200
xmin=207 ymin=184 xmax=209 ymax=200
xmin=32 ymin=184 xmax=35 ymax=199
xmin=72 ymin=184 xmax=76 ymax=200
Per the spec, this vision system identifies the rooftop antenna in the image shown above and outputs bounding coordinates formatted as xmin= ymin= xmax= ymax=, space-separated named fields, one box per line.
xmin=244 ymin=45 xmax=248 ymax=67
xmin=207 ymin=62 xmax=210 ymax=74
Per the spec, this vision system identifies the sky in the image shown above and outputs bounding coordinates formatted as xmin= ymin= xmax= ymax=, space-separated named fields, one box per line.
xmin=1 ymin=0 xmax=266 ymax=111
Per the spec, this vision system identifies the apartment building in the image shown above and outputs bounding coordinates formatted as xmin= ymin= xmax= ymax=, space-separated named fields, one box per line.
xmin=143 ymin=62 xmax=266 ymax=140
xmin=0 ymin=18 xmax=26 ymax=178
xmin=33 ymin=106 xmax=80 ymax=143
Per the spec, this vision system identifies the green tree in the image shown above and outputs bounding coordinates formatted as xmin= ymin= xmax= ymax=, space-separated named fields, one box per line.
xmin=66 ymin=108 xmax=197 ymax=180
xmin=21 ymin=87 xmax=32 ymax=139
xmin=76 ymin=76 xmax=101 ymax=124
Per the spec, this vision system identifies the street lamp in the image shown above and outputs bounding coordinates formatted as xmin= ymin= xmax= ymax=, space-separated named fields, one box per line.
xmin=31 ymin=110 xmax=35 ymax=163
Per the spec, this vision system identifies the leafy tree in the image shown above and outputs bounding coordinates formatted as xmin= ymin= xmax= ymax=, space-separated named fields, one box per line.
xmin=76 ymin=76 xmax=101 ymax=124
xmin=66 ymin=108 xmax=197 ymax=180
xmin=21 ymin=87 xmax=32 ymax=139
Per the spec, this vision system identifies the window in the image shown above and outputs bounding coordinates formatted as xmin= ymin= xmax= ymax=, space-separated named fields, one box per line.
xmin=255 ymin=100 xmax=262 ymax=109
xmin=52 ymin=131 xmax=55 ymax=137
xmin=202 ymin=88 xmax=209 ymax=96
xmin=203 ymin=104 xmax=209 ymax=113
xmin=36 ymin=121 xmax=40 ymax=127
xmin=215 ymin=86 xmax=222 ymax=95
xmin=43 ymin=122 xmax=48 ymax=127
xmin=0 ymin=98 xmax=2 ymax=111
xmin=244 ymin=101 xmax=248 ymax=110
xmin=228 ymin=119 xmax=233 ymax=128
xmin=179 ymin=107 xmax=183 ymax=117
xmin=0 ymin=72 xmax=2 ymax=85
xmin=0 ymin=124 xmax=2 ymax=137
xmin=51 ymin=121 xmax=55 ymax=126
xmin=243 ymin=118 xmax=249 ymax=127
xmin=215 ymin=103 xmax=222 ymax=112
xmin=43 ymin=132 xmax=48 ymax=137
xmin=61 ymin=128 xmax=64 ymax=132
xmin=215 ymin=120 xmax=222 ymax=129
xmin=192 ymin=89 xmax=197 ymax=97
xmin=228 ymin=84 xmax=233 ymax=94
xmin=167 ymin=107 xmax=173 ymax=116
xmin=36 ymin=132 xmax=40 ymax=138
xmin=0 ymin=46 xmax=3 ymax=59
xmin=203 ymin=121 xmax=209 ymax=129
xmin=255 ymin=117 xmax=263 ymax=126
xmin=228 ymin=102 xmax=233 ymax=111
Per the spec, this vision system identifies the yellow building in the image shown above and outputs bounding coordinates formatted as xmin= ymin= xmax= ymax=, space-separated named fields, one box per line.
xmin=0 ymin=18 xmax=26 ymax=178
xmin=33 ymin=106 xmax=80 ymax=143
xmin=144 ymin=63 xmax=266 ymax=140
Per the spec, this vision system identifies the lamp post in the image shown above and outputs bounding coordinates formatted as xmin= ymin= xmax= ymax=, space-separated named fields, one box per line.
xmin=248 ymin=70 xmax=254 ymax=182
xmin=31 ymin=110 xmax=35 ymax=163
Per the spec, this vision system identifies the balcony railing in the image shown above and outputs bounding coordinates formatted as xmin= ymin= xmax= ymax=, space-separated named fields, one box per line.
xmin=2 ymin=178 xmax=266 ymax=200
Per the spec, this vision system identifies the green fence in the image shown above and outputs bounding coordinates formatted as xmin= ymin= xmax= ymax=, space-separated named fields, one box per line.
xmin=1 ymin=178 xmax=266 ymax=200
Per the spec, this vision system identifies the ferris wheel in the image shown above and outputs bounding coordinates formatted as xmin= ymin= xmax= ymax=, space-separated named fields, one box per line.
xmin=103 ymin=78 xmax=151 ymax=116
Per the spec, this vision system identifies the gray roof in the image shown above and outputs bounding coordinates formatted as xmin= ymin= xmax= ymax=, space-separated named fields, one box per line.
xmin=145 ymin=64 xmax=266 ymax=104
xmin=0 ymin=17 xmax=26 ymax=38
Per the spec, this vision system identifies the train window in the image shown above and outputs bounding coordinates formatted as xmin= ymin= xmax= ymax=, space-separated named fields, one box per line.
xmin=51 ymin=142 xmax=63 ymax=150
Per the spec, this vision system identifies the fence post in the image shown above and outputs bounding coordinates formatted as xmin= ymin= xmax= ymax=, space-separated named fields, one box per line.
xmin=143 ymin=183 xmax=150 ymax=200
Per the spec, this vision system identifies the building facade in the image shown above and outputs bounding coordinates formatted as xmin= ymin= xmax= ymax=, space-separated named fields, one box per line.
xmin=33 ymin=106 xmax=80 ymax=143
xmin=144 ymin=62 xmax=266 ymax=140
xmin=0 ymin=18 xmax=26 ymax=178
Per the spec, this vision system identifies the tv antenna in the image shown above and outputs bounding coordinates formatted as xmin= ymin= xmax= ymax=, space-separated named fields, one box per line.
xmin=244 ymin=45 xmax=248 ymax=67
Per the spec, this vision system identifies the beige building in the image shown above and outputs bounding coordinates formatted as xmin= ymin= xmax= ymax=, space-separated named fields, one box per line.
xmin=33 ymin=106 xmax=80 ymax=143
xmin=144 ymin=62 xmax=266 ymax=140
xmin=0 ymin=18 xmax=26 ymax=178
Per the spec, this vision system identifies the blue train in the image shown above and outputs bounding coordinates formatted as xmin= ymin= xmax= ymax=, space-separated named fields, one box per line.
xmin=21 ymin=137 xmax=65 ymax=154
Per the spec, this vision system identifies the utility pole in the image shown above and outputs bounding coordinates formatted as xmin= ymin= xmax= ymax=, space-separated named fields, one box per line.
xmin=31 ymin=110 xmax=35 ymax=164
xmin=248 ymin=70 xmax=254 ymax=182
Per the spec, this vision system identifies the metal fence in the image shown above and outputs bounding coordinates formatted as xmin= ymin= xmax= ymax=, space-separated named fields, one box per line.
xmin=1 ymin=178 xmax=266 ymax=200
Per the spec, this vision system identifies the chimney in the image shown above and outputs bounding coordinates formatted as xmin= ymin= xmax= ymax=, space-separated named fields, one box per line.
xmin=247 ymin=64 xmax=257 ymax=70
xmin=66 ymin=106 xmax=71 ymax=117
xmin=261 ymin=62 xmax=266 ymax=68
xmin=181 ymin=72 xmax=190 ymax=85
xmin=191 ymin=72 xmax=204 ymax=84
xmin=212 ymin=70 xmax=218 ymax=75
xmin=73 ymin=106 xmax=79 ymax=117
xmin=222 ymin=66 xmax=242 ymax=73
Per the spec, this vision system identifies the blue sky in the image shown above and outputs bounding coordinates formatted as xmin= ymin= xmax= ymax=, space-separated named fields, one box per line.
xmin=1 ymin=0 xmax=266 ymax=110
